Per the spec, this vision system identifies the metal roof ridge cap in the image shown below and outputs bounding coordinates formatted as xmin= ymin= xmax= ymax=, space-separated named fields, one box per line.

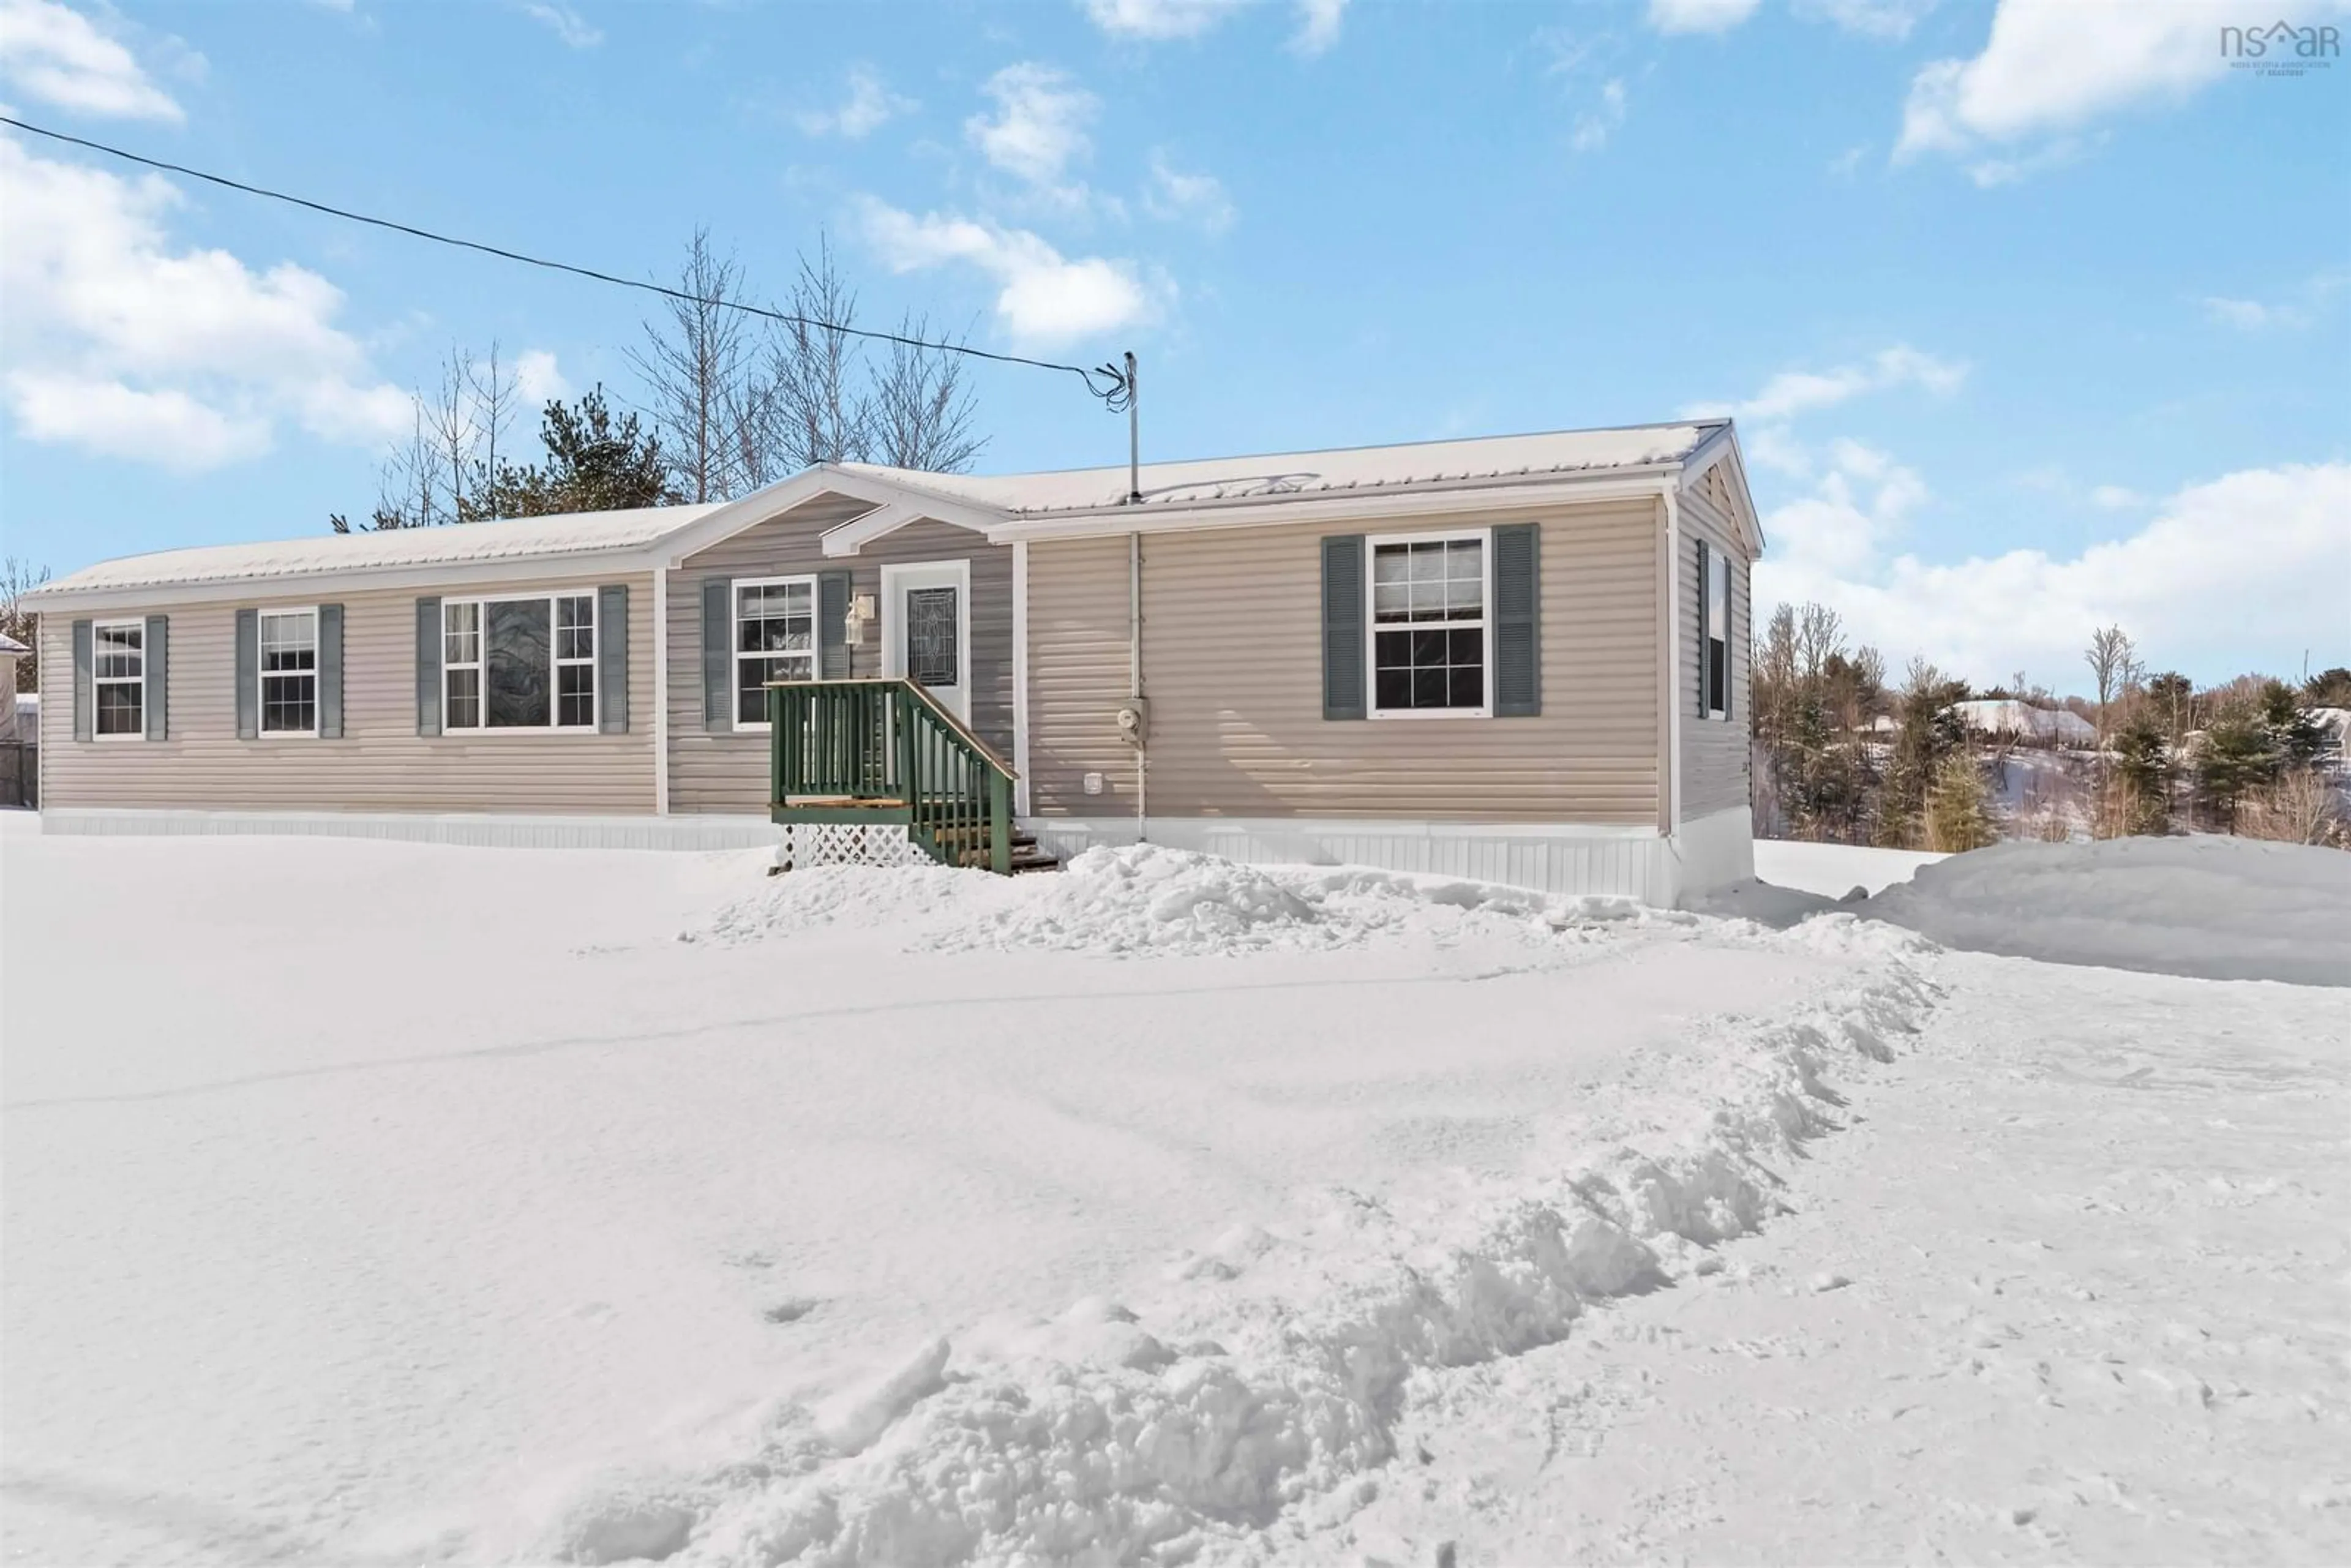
xmin=996 ymin=460 xmax=1689 ymax=521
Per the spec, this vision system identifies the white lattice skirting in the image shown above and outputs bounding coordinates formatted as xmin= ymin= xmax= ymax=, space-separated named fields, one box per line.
xmin=774 ymin=820 xmax=931 ymax=872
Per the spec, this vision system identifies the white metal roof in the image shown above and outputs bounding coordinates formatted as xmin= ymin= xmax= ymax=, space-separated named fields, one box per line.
xmin=836 ymin=421 xmax=1724 ymax=517
xmin=30 ymin=504 xmax=729 ymax=601
xmin=29 ymin=419 xmax=1746 ymax=607
xmin=0 ymin=630 xmax=29 ymax=654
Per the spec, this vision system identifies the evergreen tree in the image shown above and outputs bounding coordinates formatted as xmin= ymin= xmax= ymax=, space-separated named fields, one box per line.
xmin=469 ymin=387 xmax=681 ymax=519
xmin=1924 ymin=750 xmax=1998 ymax=852
xmin=2195 ymin=705 xmax=2278 ymax=830
xmin=1878 ymin=661 xmax=1971 ymax=849
xmin=2257 ymin=679 xmax=2330 ymax=770
xmin=2304 ymin=666 xmax=2351 ymax=709
xmin=2143 ymin=670 xmax=2194 ymax=743
xmin=2109 ymin=711 xmax=2172 ymax=836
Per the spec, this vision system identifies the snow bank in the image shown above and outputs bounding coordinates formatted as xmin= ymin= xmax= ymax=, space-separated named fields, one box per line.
xmin=934 ymin=844 xmax=1685 ymax=958
xmin=1752 ymin=839 xmax=1944 ymax=898
xmin=686 ymin=863 xmax=1018 ymax=944
xmin=546 ymin=931 xmax=1937 ymax=1565
xmin=1864 ymin=836 xmax=2351 ymax=986
xmin=690 ymin=844 xmax=1695 ymax=958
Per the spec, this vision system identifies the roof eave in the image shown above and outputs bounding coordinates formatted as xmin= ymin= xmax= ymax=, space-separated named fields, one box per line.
xmin=21 ymin=541 xmax=673 ymax=614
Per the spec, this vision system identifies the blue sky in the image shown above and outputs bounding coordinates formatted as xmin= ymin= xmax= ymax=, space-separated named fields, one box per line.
xmin=2 ymin=0 xmax=2345 ymax=688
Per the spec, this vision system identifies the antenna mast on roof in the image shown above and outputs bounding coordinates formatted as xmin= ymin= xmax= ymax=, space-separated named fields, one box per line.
xmin=1095 ymin=351 xmax=1141 ymax=504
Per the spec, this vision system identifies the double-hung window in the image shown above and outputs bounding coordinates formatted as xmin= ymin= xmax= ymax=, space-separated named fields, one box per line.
xmin=92 ymin=620 xmax=144 ymax=737
xmin=1704 ymin=548 xmax=1731 ymax=719
xmin=442 ymin=593 xmax=596 ymax=731
xmin=1368 ymin=530 xmax=1490 ymax=716
xmin=734 ymin=576 xmax=816 ymax=728
xmin=258 ymin=609 xmax=319 ymax=735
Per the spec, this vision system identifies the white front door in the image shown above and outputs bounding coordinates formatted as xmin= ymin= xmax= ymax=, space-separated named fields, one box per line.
xmin=880 ymin=560 xmax=972 ymax=724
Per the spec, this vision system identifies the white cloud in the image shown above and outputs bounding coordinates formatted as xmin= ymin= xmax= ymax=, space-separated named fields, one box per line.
xmin=1793 ymin=0 xmax=1938 ymax=40
xmin=1079 ymin=0 xmax=1250 ymax=42
xmin=2204 ymin=296 xmax=2287 ymax=331
xmin=520 ymin=2 xmax=601 ymax=49
xmin=514 ymin=349 xmax=569 ymax=405
xmin=1079 ymin=0 xmax=1352 ymax=51
xmin=1763 ymin=438 xmax=1930 ymax=577
xmin=0 ymin=136 xmax=408 ymax=471
xmin=2 ymin=372 xmax=268 ymax=467
xmin=1893 ymin=1 xmax=2349 ymax=174
xmin=797 ymin=66 xmax=914 ymax=140
xmin=1292 ymin=0 xmax=1349 ymax=54
xmin=2090 ymin=484 xmax=2143 ymax=509
xmin=856 ymin=198 xmax=1162 ymax=345
xmin=966 ymin=63 xmax=1097 ymax=193
xmin=1686 ymin=344 xmax=1968 ymax=424
xmin=1755 ymin=461 xmax=2351 ymax=685
xmin=0 ymin=0 xmax=185 ymax=121
xmin=1645 ymin=0 xmax=1761 ymax=36
xmin=1571 ymin=78 xmax=1628 ymax=152
xmin=1144 ymin=154 xmax=1234 ymax=234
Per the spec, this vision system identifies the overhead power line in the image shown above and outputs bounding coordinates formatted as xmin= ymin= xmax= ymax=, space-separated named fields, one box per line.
xmin=0 ymin=113 xmax=1135 ymax=408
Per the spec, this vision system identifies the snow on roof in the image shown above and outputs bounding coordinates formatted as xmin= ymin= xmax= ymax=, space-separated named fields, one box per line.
xmin=1953 ymin=699 xmax=2096 ymax=742
xmin=29 ymin=504 xmax=732 ymax=601
xmin=837 ymin=421 xmax=1723 ymax=517
xmin=0 ymin=631 xmax=29 ymax=653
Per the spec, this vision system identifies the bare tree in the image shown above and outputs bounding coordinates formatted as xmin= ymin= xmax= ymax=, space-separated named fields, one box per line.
xmin=629 ymin=230 xmax=759 ymax=503
xmin=422 ymin=347 xmax=479 ymax=524
xmin=2 ymin=557 xmax=52 ymax=692
xmin=1795 ymin=602 xmax=1845 ymax=681
xmin=367 ymin=400 xmax=443 ymax=530
xmin=770 ymin=237 xmax=871 ymax=470
xmin=467 ymin=342 xmax=521 ymax=520
xmin=2085 ymin=625 xmax=2136 ymax=749
xmin=869 ymin=313 xmax=986 ymax=472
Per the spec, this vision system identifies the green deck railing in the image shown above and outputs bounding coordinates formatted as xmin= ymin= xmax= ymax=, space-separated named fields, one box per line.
xmin=767 ymin=678 xmax=1016 ymax=874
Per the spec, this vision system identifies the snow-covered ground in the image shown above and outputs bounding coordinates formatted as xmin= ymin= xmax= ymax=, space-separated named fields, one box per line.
xmin=2 ymin=816 xmax=2344 ymax=1566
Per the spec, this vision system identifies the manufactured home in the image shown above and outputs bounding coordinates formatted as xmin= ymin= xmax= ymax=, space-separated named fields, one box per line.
xmin=26 ymin=420 xmax=1760 ymax=902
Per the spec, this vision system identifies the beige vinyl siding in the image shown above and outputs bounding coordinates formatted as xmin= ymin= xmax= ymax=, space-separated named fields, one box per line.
xmin=1024 ymin=536 xmax=1139 ymax=813
xmin=1027 ymin=499 xmax=1661 ymax=824
xmin=669 ymin=506 xmax=1013 ymax=814
xmin=1679 ymin=468 xmax=1752 ymax=821
xmin=38 ymin=572 xmax=655 ymax=813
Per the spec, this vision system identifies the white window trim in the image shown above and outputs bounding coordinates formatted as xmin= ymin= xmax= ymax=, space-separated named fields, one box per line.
xmin=91 ymin=617 xmax=146 ymax=742
xmin=732 ymin=573 xmax=819 ymax=733
xmin=255 ymin=605 xmax=321 ymax=740
xmin=1365 ymin=527 xmax=1495 ymax=721
xmin=440 ymin=591 xmax=601 ymax=734
xmin=1704 ymin=550 xmax=1731 ymax=722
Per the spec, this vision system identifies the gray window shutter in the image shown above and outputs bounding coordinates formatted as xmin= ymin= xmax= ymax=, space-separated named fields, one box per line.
xmin=235 ymin=608 xmax=260 ymax=740
xmin=318 ymin=604 xmax=345 ymax=739
xmin=71 ymin=618 xmax=93 ymax=742
xmin=415 ymin=597 xmax=442 ymax=737
xmin=1321 ymin=533 xmax=1366 ymax=721
xmin=818 ymin=570 xmax=851 ymax=680
xmin=1491 ymin=523 xmax=1540 ymax=718
xmin=1722 ymin=560 xmax=1735 ymax=722
xmin=1694 ymin=537 xmax=1711 ymax=715
xmin=598 ymin=583 xmax=629 ymax=733
xmin=144 ymin=614 xmax=169 ymax=740
xmin=701 ymin=576 xmax=733 ymax=731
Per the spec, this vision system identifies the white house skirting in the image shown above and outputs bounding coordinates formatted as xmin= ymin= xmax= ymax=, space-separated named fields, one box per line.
xmin=39 ymin=808 xmax=783 ymax=852
xmin=1671 ymin=804 xmax=1756 ymax=899
xmin=1024 ymin=816 xmax=1685 ymax=904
